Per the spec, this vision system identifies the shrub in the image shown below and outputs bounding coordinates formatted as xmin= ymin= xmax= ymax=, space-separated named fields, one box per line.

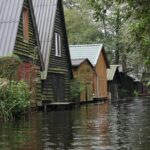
xmin=133 ymin=90 xmax=138 ymax=97
xmin=0 ymin=55 xmax=21 ymax=80
xmin=71 ymin=79 xmax=85 ymax=102
xmin=0 ymin=78 xmax=30 ymax=121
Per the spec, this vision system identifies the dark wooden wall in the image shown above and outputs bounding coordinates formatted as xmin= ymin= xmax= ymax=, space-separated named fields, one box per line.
xmin=118 ymin=73 xmax=134 ymax=98
xmin=42 ymin=0 xmax=72 ymax=102
xmin=14 ymin=0 xmax=38 ymax=63
xmin=14 ymin=0 xmax=42 ymax=106
xmin=108 ymin=69 xmax=121 ymax=100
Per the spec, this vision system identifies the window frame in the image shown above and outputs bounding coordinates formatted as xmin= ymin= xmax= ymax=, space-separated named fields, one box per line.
xmin=23 ymin=7 xmax=29 ymax=42
xmin=55 ymin=33 xmax=62 ymax=57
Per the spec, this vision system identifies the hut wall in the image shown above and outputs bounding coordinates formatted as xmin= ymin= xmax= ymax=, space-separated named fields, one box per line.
xmin=94 ymin=51 xmax=108 ymax=98
xmin=17 ymin=63 xmax=41 ymax=107
xmin=107 ymin=70 xmax=120 ymax=100
xmin=119 ymin=73 xmax=134 ymax=98
xmin=73 ymin=61 xmax=94 ymax=102
xmin=108 ymin=82 xmax=118 ymax=100
xmin=14 ymin=0 xmax=38 ymax=62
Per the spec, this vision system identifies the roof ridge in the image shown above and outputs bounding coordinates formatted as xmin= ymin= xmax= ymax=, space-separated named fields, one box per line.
xmin=72 ymin=58 xmax=88 ymax=60
xmin=70 ymin=44 xmax=102 ymax=47
xmin=110 ymin=64 xmax=121 ymax=66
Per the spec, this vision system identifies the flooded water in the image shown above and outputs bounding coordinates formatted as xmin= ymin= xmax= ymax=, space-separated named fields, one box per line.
xmin=0 ymin=98 xmax=150 ymax=150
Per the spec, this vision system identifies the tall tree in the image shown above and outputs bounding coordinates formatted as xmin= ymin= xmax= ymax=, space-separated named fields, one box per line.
xmin=88 ymin=0 xmax=127 ymax=66
xmin=64 ymin=0 xmax=104 ymax=45
xmin=120 ymin=0 xmax=150 ymax=80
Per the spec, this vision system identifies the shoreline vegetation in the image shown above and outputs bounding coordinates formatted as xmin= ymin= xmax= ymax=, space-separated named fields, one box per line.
xmin=0 ymin=56 xmax=30 ymax=122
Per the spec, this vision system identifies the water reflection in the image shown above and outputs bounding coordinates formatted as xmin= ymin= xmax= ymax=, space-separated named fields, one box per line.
xmin=41 ymin=111 xmax=74 ymax=149
xmin=70 ymin=102 xmax=111 ymax=149
xmin=109 ymin=98 xmax=150 ymax=150
xmin=0 ymin=98 xmax=150 ymax=150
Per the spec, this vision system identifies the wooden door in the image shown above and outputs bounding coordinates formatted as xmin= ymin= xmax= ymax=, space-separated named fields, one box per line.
xmin=86 ymin=83 xmax=93 ymax=101
xmin=50 ymin=73 xmax=64 ymax=102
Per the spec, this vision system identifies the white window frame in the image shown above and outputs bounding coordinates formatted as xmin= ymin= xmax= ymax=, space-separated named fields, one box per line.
xmin=55 ymin=33 xmax=61 ymax=57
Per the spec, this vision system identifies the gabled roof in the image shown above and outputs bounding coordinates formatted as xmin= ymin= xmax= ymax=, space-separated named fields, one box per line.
xmin=71 ymin=58 xmax=94 ymax=69
xmin=107 ymin=65 xmax=119 ymax=81
xmin=32 ymin=0 xmax=58 ymax=77
xmin=0 ymin=0 xmax=44 ymax=70
xmin=69 ymin=44 xmax=109 ymax=67
xmin=0 ymin=0 xmax=24 ymax=56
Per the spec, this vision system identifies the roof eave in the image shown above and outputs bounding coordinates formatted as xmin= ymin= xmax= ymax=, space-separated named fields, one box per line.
xmin=60 ymin=0 xmax=73 ymax=79
xmin=29 ymin=0 xmax=44 ymax=71
xmin=94 ymin=44 xmax=110 ymax=68
xmin=101 ymin=45 xmax=110 ymax=68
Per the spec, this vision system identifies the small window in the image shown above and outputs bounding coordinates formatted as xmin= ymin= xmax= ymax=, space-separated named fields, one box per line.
xmin=55 ymin=33 xmax=61 ymax=57
xmin=23 ymin=7 xmax=29 ymax=41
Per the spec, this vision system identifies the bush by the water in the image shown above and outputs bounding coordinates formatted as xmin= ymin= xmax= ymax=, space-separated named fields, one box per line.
xmin=0 ymin=55 xmax=21 ymax=80
xmin=0 ymin=78 xmax=30 ymax=121
xmin=71 ymin=79 xmax=85 ymax=102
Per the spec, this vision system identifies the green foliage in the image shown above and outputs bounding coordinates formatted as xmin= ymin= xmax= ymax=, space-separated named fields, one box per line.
xmin=64 ymin=0 xmax=103 ymax=45
xmin=133 ymin=90 xmax=138 ymax=97
xmin=0 ymin=55 xmax=22 ymax=80
xmin=120 ymin=0 xmax=150 ymax=79
xmin=88 ymin=0 xmax=129 ymax=65
xmin=0 ymin=78 xmax=30 ymax=121
xmin=71 ymin=79 xmax=85 ymax=101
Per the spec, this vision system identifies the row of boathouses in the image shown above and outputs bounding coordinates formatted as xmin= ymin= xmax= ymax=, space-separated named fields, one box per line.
xmin=0 ymin=0 xmax=73 ymax=107
xmin=0 ymin=0 xmax=149 ymax=109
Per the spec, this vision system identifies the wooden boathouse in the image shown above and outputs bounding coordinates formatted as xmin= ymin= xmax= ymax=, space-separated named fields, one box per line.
xmin=0 ymin=0 xmax=44 ymax=106
xmin=32 ymin=0 xmax=73 ymax=106
xmin=71 ymin=58 xmax=96 ymax=102
xmin=70 ymin=44 xmax=109 ymax=101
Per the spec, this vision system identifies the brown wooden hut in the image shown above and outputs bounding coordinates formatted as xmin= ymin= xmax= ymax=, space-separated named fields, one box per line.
xmin=32 ymin=0 xmax=73 ymax=105
xmin=72 ymin=58 xmax=96 ymax=102
xmin=0 ymin=0 xmax=44 ymax=106
xmin=70 ymin=44 xmax=109 ymax=100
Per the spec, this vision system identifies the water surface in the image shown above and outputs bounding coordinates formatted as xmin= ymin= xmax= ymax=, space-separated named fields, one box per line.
xmin=0 ymin=98 xmax=150 ymax=150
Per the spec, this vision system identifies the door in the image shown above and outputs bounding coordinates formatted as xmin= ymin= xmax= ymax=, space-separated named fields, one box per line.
xmin=86 ymin=83 xmax=93 ymax=101
xmin=49 ymin=73 xmax=65 ymax=102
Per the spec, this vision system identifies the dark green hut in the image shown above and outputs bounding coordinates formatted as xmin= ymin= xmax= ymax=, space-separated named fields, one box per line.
xmin=32 ymin=0 xmax=73 ymax=105
xmin=119 ymin=72 xmax=135 ymax=98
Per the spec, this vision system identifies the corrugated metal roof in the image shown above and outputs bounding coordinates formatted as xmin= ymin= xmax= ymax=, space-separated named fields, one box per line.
xmin=69 ymin=44 xmax=103 ymax=66
xmin=32 ymin=0 xmax=58 ymax=77
xmin=107 ymin=65 xmax=119 ymax=81
xmin=0 ymin=0 xmax=24 ymax=56
xmin=71 ymin=58 xmax=87 ymax=66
